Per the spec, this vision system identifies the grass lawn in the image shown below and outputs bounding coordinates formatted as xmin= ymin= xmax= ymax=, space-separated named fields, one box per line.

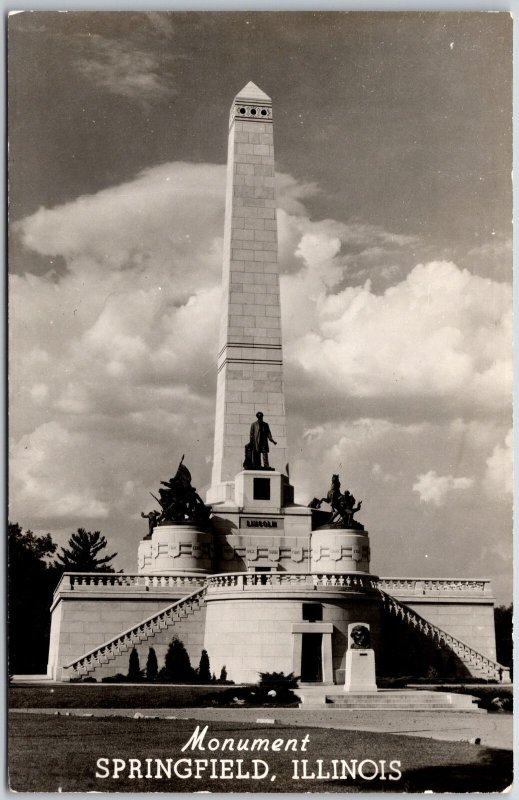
xmin=9 ymin=684 xmax=236 ymax=709
xmin=9 ymin=714 xmax=512 ymax=793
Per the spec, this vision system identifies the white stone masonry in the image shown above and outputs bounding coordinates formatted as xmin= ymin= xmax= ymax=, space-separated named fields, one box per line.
xmin=209 ymin=82 xmax=288 ymax=502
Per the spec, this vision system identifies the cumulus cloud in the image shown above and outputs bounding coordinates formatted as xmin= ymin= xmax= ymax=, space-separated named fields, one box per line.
xmin=413 ymin=470 xmax=474 ymax=507
xmin=10 ymin=422 xmax=110 ymax=519
xmin=283 ymin=260 xmax=511 ymax=417
xmin=485 ymin=429 xmax=513 ymax=496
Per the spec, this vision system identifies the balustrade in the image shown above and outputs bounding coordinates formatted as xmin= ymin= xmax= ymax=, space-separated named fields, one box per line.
xmin=206 ymin=572 xmax=378 ymax=593
xmin=380 ymin=590 xmax=509 ymax=682
xmin=55 ymin=571 xmax=492 ymax=599
xmin=55 ymin=572 xmax=208 ymax=595
xmin=378 ymin=577 xmax=492 ymax=597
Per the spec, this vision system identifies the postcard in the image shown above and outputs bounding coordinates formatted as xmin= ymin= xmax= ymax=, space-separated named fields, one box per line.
xmin=8 ymin=11 xmax=512 ymax=793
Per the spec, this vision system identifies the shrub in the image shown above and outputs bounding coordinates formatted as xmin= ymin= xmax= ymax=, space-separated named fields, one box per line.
xmin=101 ymin=673 xmax=128 ymax=683
xmin=146 ymin=648 xmax=158 ymax=682
xmin=127 ymin=648 xmax=143 ymax=682
xmin=258 ymin=671 xmax=299 ymax=689
xmin=198 ymin=650 xmax=211 ymax=683
xmin=159 ymin=638 xmax=196 ymax=683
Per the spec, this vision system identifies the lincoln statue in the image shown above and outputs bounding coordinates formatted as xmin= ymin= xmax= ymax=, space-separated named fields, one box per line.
xmin=249 ymin=411 xmax=277 ymax=469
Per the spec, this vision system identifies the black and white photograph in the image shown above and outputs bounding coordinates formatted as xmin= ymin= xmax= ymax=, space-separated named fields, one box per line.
xmin=8 ymin=10 xmax=513 ymax=793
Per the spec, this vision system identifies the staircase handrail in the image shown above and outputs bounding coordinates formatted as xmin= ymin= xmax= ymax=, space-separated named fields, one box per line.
xmin=379 ymin=589 xmax=510 ymax=682
xmin=64 ymin=584 xmax=207 ymax=671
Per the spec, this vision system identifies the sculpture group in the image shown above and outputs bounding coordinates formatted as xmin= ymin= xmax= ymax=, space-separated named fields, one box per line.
xmin=309 ymin=474 xmax=364 ymax=530
xmin=141 ymin=456 xmax=211 ymax=538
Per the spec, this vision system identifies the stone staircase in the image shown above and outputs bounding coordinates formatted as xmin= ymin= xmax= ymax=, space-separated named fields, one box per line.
xmin=64 ymin=586 xmax=207 ymax=680
xmin=326 ymin=690 xmax=480 ymax=711
xmin=298 ymin=686 xmax=481 ymax=711
xmin=379 ymin=590 xmax=510 ymax=682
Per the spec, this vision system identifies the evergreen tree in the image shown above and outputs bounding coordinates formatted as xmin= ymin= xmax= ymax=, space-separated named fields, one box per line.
xmin=8 ymin=522 xmax=58 ymax=674
xmin=198 ymin=649 xmax=211 ymax=683
xmin=55 ymin=529 xmax=117 ymax=573
xmin=494 ymin=604 xmax=513 ymax=670
xmin=219 ymin=665 xmax=228 ymax=683
xmin=146 ymin=647 xmax=159 ymax=682
xmin=128 ymin=648 xmax=142 ymax=681
xmin=161 ymin=637 xmax=195 ymax=682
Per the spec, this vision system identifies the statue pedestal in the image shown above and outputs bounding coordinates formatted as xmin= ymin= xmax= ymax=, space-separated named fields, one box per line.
xmin=310 ymin=528 xmax=371 ymax=573
xmin=235 ymin=470 xmax=284 ymax=511
xmin=138 ymin=524 xmax=213 ymax=574
xmin=344 ymin=649 xmax=378 ymax=693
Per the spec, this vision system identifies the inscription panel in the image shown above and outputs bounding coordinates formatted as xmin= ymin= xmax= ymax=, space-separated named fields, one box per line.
xmin=239 ymin=516 xmax=284 ymax=530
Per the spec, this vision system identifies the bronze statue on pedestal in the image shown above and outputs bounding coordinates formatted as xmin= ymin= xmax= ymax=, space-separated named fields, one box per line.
xmin=244 ymin=411 xmax=277 ymax=470
xmin=141 ymin=456 xmax=212 ymax=534
xmin=309 ymin=474 xmax=364 ymax=530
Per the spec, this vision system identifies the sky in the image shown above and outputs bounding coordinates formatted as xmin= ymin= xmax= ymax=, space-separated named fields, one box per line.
xmin=8 ymin=11 xmax=513 ymax=601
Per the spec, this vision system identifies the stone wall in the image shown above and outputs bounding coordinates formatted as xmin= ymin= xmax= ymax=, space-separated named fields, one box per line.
xmin=202 ymin=595 xmax=381 ymax=685
xmin=405 ymin=600 xmax=496 ymax=661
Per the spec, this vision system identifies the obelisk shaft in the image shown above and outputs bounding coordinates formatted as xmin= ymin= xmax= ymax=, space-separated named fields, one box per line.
xmin=209 ymin=83 xmax=288 ymax=501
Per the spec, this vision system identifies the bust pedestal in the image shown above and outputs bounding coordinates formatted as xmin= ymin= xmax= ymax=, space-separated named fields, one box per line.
xmin=344 ymin=622 xmax=378 ymax=693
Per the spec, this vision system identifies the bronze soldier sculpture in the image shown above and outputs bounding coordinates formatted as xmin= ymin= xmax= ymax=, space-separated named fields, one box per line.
xmin=140 ymin=509 xmax=163 ymax=539
xmin=146 ymin=456 xmax=212 ymax=527
xmin=309 ymin=474 xmax=364 ymax=530
xmin=248 ymin=411 xmax=277 ymax=469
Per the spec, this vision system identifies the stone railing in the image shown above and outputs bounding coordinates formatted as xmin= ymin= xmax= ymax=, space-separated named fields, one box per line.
xmin=54 ymin=572 xmax=208 ymax=595
xmin=53 ymin=572 xmax=494 ymax=601
xmin=207 ymin=572 xmax=379 ymax=593
xmin=379 ymin=577 xmax=493 ymax=598
xmin=380 ymin=590 xmax=510 ymax=682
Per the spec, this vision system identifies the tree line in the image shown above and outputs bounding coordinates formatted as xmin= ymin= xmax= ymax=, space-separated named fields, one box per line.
xmin=8 ymin=522 xmax=117 ymax=675
xmin=100 ymin=640 xmax=229 ymax=684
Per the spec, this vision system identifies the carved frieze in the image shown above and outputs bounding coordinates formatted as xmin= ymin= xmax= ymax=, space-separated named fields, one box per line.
xmin=291 ymin=546 xmax=304 ymax=563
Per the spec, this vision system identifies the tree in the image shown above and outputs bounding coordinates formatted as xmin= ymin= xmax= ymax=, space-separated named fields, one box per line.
xmin=8 ymin=522 xmax=58 ymax=674
xmin=55 ymin=529 xmax=117 ymax=573
xmin=127 ymin=648 xmax=142 ymax=682
xmin=219 ymin=665 xmax=228 ymax=683
xmin=146 ymin=647 xmax=158 ymax=682
xmin=160 ymin=637 xmax=195 ymax=682
xmin=198 ymin=649 xmax=211 ymax=683
xmin=494 ymin=604 xmax=513 ymax=670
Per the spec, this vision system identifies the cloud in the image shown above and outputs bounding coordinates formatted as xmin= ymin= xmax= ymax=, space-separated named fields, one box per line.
xmin=485 ymin=429 xmax=513 ymax=496
xmin=10 ymin=422 xmax=110 ymax=519
xmin=413 ymin=470 xmax=474 ymax=507
xmin=283 ymin=260 xmax=511 ymax=419
xmin=460 ymin=237 xmax=512 ymax=281
xmin=75 ymin=34 xmax=176 ymax=105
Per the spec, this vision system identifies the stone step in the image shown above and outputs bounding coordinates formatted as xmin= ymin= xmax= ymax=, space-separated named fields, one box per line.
xmin=304 ymin=704 xmax=480 ymax=711
xmin=298 ymin=690 xmax=479 ymax=711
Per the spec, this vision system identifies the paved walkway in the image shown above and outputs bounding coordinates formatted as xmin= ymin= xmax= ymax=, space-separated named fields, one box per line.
xmin=11 ymin=707 xmax=512 ymax=751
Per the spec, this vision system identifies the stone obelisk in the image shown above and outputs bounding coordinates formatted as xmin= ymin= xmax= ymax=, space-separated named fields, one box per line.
xmin=208 ymin=82 xmax=288 ymax=504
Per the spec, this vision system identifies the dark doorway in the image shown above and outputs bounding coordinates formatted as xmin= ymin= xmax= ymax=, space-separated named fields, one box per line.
xmin=301 ymin=633 xmax=323 ymax=682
